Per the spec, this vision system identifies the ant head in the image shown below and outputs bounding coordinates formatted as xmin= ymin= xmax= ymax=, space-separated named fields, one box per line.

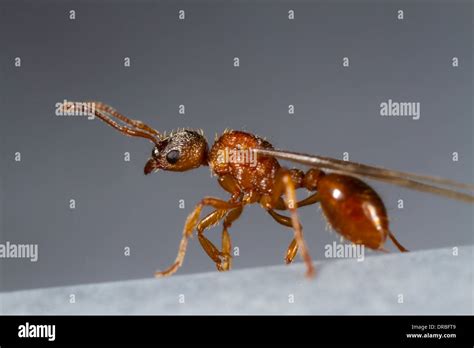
xmin=144 ymin=130 xmax=208 ymax=174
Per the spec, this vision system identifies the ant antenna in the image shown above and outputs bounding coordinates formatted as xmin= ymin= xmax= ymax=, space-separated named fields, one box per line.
xmin=66 ymin=101 xmax=161 ymax=145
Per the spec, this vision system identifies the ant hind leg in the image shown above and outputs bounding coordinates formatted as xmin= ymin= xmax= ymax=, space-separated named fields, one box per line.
xmin=267 ymin=209 xmax=301 ymax=264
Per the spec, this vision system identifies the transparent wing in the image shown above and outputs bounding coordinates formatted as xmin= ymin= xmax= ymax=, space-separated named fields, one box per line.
xmin=254 ymin=148 xmax=474 ymax=203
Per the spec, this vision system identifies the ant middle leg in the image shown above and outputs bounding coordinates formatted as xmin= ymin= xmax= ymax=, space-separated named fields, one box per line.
xmin=267 ymin=168 xmax=322 ymax=211
xmin=265 ymin=169 xmax=315 ymax=277
xmin=266 ymin=192 xmax=320 ymax=264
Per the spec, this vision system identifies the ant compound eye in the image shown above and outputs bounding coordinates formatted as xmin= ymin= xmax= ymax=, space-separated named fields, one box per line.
xmin=166 ymin=150 xmax=180 ymax=164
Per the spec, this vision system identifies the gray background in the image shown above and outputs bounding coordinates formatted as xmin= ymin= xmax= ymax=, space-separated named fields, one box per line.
xmin=0 ymin=0 xmax=472 ymax=292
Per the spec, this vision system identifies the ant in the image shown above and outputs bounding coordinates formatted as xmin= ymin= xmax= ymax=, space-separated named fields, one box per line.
xmin=67 ymin=101 xmax=474 ymax=278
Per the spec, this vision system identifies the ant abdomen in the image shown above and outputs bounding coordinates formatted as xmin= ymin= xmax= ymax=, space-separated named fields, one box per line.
xmin=317 ymin=174 xmax=389 ymax=250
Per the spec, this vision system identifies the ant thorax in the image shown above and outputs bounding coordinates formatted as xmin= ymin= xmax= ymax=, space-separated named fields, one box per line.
xmin=208 ymin=130 xmax=281 ymax=194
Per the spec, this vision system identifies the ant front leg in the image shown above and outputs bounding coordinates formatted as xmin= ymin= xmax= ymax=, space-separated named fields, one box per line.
xmin=155 ymin=197 xmax=241 ymax=278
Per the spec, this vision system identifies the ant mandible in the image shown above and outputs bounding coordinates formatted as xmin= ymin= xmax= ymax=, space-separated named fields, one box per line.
xmin=67 ymin=101 xmax=474 ymax=278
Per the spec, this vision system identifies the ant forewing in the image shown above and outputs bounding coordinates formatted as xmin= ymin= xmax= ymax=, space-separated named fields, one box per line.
xmin=253 ymin=148 xmax=474 ymax=204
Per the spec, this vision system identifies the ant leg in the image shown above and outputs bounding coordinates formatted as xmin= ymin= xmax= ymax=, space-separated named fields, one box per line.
xmin=286 ymin=239 xmax=298 ymax=265
xmin=295 ymin=193 xmax=320 ymax=208
xmin=196 ymin=206 xmax=243 ymax=271
xmin=219 ymin=228 xmax=232 ymax=271
xmin=155 ymin=197 xmax=240 ymax=278
xmin=195 ymin=206 xmax=243 ymax=271
xmin=197 ymin=210 xmax=229 ymax=266
xmin=388 ymin=231 xmax=409 ymax=252
xmin=267 ymin=209 xmax=301 ymax=264
xmin=218 ymin=206 xmax=243 ymax=271
xmin=270 ymin=197 xmax=287 ymax=210
xmin=265 ymin=194 xmax=319 ymax=264
xmin=271 ymin=192 xmax=320 ymax=210
xmin=269 ymin=170 xmax=315 ymax=278
xmin=216 ymin=175 xmax=246 ymax=271
xmin=218 ymin=174 xmax=242 ymax=199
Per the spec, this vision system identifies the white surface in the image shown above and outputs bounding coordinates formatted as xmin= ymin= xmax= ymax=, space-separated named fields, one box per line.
xmin=1 ymin=246 xmax=472 ymax=315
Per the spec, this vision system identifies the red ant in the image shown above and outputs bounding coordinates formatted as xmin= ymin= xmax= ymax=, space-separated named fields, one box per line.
xmin=67 ymin=101 xmax=474 ymax=278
